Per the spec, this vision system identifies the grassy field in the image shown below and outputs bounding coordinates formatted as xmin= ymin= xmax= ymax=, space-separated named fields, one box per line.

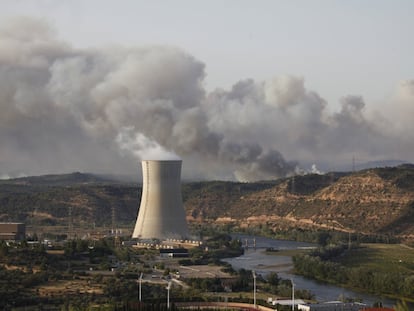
xmin=335 ymin=243 xmax=414 ymax=274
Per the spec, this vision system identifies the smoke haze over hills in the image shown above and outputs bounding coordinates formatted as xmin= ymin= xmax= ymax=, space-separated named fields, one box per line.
xmin=0 ymin=17 xmax=413 ymax=181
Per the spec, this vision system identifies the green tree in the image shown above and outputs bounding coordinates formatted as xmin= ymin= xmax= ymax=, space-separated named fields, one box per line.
xmin=317 ymin=232 xmax=331 ymax=246
xmin=267 ymin=272 xmax=280 ymax=286
xmin=394 ymin=300 xmax=409 ymax=311
xmin=0 ymin=240 xmax=8 ymax=257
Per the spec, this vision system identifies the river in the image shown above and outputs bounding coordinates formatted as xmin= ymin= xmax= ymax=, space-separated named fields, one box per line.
xmin=223 ymin=234 xmax=396 ymax=308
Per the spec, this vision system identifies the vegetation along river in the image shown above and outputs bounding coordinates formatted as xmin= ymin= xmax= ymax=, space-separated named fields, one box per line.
xmin=223 ymin=234 xmax=395 ymax=307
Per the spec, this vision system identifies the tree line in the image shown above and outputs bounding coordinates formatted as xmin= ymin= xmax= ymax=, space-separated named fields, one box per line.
xmin=292 ymin=244 xmax=414 ymax=300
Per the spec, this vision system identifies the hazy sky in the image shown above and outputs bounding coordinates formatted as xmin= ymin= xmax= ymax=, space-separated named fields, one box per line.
xmin=0 ymin=1 xmax=413 ymax=180
xmin=2 ymin=0 xmax=413 ymax=106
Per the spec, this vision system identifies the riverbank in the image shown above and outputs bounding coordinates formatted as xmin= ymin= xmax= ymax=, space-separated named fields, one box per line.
xmin=224 ymin=234 xmax=397 ymax=307
xmin=292 ymin=243 xmax=414 ymax=303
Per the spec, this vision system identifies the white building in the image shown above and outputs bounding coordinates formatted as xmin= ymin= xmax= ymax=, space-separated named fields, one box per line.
xmin=270 ymin=299 xmax=305 ymax=306
xmin=298 ymin=301 xmax=367 ymax=311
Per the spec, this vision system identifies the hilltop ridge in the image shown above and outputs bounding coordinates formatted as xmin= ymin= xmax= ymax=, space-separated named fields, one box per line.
xmin=0 ymin=164 xmax=413 ymax=240
xmin=0 ymin=172 xmax=117 ymax=186
xmin=185 ymin=165 xmax=414 ymax=239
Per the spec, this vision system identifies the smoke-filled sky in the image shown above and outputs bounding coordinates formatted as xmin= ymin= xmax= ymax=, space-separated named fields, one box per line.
xmin=0 ymin=1 xmax=413 ymax=181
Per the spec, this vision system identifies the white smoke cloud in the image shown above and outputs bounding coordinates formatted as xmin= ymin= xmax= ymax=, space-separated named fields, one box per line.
xmin=0 ymin=174 xmax=11 ymax=180
xmin=0 ymin=17 xmax=412 ymax=181
xmin=116 ymin=127 xmax=180 ymax=161
xmin=386 ymin=80 xmax=414 ymax=133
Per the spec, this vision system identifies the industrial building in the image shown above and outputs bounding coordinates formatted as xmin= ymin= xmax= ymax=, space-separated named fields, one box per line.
xmin=297 ymin=302 xmax=367 ymax=311
xmin=159 ymin=248 xmax=189 ymax=258
xmin=132 ymin=160 xmax=190 ymax=240
xmin=0 ymin=222 xmax=26 ymax=241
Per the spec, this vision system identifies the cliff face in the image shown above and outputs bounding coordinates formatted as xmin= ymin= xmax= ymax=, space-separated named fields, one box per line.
xmin=0 ymin=166 xmax=413 ymax=239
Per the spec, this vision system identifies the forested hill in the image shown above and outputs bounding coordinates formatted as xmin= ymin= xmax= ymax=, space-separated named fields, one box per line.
xmin=0 ymin=165 xmax=414 ymax=239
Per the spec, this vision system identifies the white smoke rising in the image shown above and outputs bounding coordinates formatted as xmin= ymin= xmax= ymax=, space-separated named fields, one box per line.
xmin=116 ymin=127 xmax=180 ymax=161
xmin=384 ymin=80 xmax=414 ymax=133
xmin=0 ymin=174 xmax=11 ymax=180
xmin=310 ymin=164 xmax=323 ymax=175
xmin=0 ymin=17 xmax=412 ymax=181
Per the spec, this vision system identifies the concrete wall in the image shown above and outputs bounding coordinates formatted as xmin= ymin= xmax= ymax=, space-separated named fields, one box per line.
xmin=132 ymin=160 xmax=189 ymax=240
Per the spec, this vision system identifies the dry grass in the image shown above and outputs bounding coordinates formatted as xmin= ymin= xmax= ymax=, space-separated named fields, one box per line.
xmin=36 ymin=278 xmax=104 ymax=297
xmin=336 ymin=243 xmax=414 ymax=274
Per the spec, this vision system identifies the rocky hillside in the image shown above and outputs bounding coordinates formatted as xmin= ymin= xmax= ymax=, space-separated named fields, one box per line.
xmin=184 ymin=165 xmax=414 ymax=238
xmin=0 ymin=166 xmax=413 ymax=239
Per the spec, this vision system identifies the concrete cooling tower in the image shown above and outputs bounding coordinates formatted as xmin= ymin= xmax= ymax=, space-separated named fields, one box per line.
xmin=132 ymin=160 xmax=189 ymax=240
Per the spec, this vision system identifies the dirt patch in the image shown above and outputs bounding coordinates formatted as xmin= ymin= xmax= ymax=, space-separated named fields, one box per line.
xmin=36 ymin=278 xmax=103 ymax=297
xmin=177 ymin=265 xmax=232 ymax=279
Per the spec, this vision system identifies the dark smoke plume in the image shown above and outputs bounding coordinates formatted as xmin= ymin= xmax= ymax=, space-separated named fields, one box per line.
xmin=0 ymin=18 xmax=412 ymax=181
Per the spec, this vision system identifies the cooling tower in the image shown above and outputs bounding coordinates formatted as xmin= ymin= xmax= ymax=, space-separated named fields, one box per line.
xmin=132 ymin=160 xmax=189 ymax=240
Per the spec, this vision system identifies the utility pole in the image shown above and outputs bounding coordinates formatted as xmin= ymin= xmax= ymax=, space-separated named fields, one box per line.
xmin=112 ymin=206 xmax=121 ymax=248
xmin=166 ymin=281 xmax=172 ymax=309
xmin=68 ymin=206 xmax=73 ymax=240
xmin=111 ymin=205 xmax=116 ymax=235
xmin=139 ymin=272 xmax=143 ymax=302
xmin=291 ymin=278 xmax=295 ymax=311
xmin=252 ymin=270 xmax=257 ymax=308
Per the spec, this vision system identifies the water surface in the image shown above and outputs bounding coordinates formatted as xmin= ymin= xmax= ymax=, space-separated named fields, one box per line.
xmin=223 ymin=234 xmax=395 ymax=307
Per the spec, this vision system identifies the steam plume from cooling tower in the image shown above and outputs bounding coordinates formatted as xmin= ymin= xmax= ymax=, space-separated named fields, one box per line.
xmin=0 ymin=17 xmax=413 ymax=180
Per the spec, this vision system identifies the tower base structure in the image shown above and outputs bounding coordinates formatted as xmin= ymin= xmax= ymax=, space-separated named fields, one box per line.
xmin=132 ymin=160 xmax=189 ymax=240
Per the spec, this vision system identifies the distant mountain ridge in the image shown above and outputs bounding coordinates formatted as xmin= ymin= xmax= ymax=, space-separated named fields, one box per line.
xmin=0 ymin=164 xmax=413 ymax=241
xmin=332 ymin=159 xmax=409 ymax=172
xmin=0 ymin=172 xmax=127 ymax=186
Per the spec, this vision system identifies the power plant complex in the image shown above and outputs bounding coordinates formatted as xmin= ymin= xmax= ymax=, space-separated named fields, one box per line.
xmin=132 ymin=160 xmax=190 ymax=240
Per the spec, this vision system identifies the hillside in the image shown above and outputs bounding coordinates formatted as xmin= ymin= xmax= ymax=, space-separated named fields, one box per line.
xmin=0 ymin=172 xmax=121 ymax=186
xmin=0 ymin=174 xmax=140 ymax=229
xmin=0 ymin=165 xmax=414 ymax=239
xmin=185 ymin=166 xmax=414 ymax=237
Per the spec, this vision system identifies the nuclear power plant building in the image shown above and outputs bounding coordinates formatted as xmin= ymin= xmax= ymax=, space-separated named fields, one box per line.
xmin=132 ymin=160 xmax=190 ymax=240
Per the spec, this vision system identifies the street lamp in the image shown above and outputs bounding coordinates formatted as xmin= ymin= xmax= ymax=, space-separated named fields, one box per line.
xmin=138 ymin=272 xmax=143 ymax=302
xmin=252 ymin=270 xmax=257 ymax=308
xmin=166 ymin=281 xmax=172 ymax=309
xmin=291 ymin=278 xmax=295 ymax=311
